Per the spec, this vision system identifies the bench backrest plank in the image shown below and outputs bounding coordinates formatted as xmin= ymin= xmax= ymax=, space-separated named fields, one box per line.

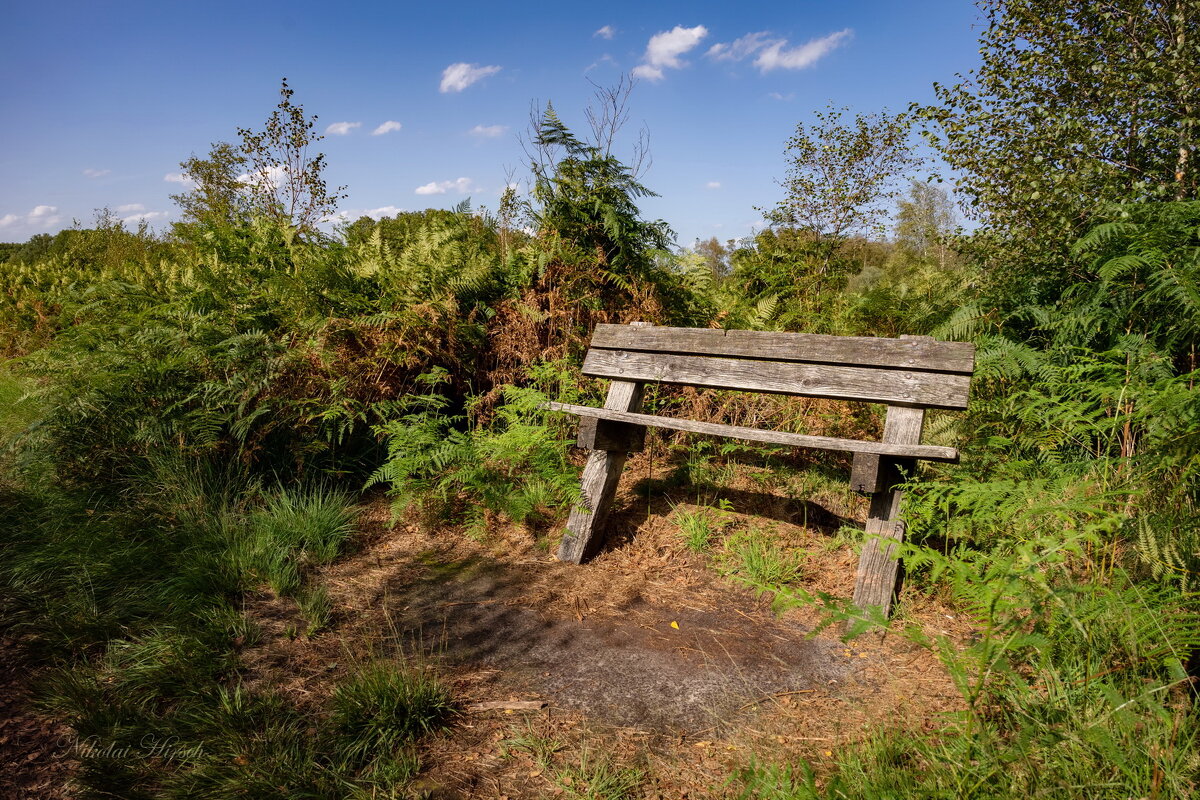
xmin=581 ymin=348 xmax=972 ymax=410
xmin=589 ymin=324 xmax=975 ymax=375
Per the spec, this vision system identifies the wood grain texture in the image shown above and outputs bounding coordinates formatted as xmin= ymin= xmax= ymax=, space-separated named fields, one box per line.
xmin=589 ymin=324 xmax=975 ymax=374
xmin=581 ymin=349 xmax=972 ymax=409
xmin=851 ymin=518 xmax=906 ymax=613
xmin=544 ymin=402 xmax=958 ymax=462
xmin=849 ymin=452 xmax=885 ymax=493
xmin=851 ymin=391 xmax=928 ymax=617
xmin=576 ymin=417 xmax=646 ymax=452
xmin=557 ymin=329 xmax=651 ymax=564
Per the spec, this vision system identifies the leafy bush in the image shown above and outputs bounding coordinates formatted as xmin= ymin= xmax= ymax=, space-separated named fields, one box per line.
xmin=369 ymin=380 xmax=579 ymax=532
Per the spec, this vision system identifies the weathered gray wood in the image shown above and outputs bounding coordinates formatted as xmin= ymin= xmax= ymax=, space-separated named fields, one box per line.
xmin=851 ymin=517 xmax=906 ymax=614
xmin=544 ymin=402 xmax=959 ymax=462
xmin=581 ymin=349 xmax=972 ymax=410
xmin=849 ymin=452 xmax=885 ymax=493
xmin=590 ymin=324 xmax=975 ymax=374
xmin=557 ymin=323 xmax=654 ymax=564
xmin=852 ymin=355 xmax=929 ymax=618
xmin=576 ymin=417 xmax=646 ymax=452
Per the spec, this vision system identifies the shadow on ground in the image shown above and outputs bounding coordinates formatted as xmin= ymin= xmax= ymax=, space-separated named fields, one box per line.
xmin=375 ymin=548 xmax=854 ymax=732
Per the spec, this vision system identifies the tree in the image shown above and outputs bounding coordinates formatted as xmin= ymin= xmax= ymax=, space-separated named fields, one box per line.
xmin=169 ymin=141 xmax=249 ymax=238
xmin=525 ymin=99 xmax=672 ymax=279
xmin=236 ymin=78 xmax=345 ymax=235
xmin=170 ymin=80 xmax=345 ymax=242
xmin=694 ymin=236 xmax=733 ymax=277
xmin=918 ymin=0 xmax=1200 ymax=295
xmin=768 ymin=105 xmax=920 ymax=243
xmin=894 ymin=181 xmax=958 ymax=269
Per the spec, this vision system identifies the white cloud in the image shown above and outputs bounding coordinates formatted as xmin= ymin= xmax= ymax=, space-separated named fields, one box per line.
xmin=121 ymin=210 xmax=169 ymax=227
xmin=330 ymin=205 xmax=406 ymax=222
xmin=705 ymin=28 xmax=851 ymax=74
xmin=163 ymin=172 xmax=195 ymax=185
xmin=372 ymin=120 xmax=403 ymax=136
xmin=0 ymin=204 xmax=62 ymax=232
xmin=706 ymin=31 xmax=771 ymax=62
xmin=706 ymin=181 xmax=721 ymax=189
xmin=362 ymin=205 xmax=404 ymax=218
xmin=326 ymin=121 xmax=362 ymax=135
xmin=585 ymin=53 xmax=617 ymax=73
xmin=469 ymin=124 xmax=508 ymax=138
xmin=237 ymin=164 xmax=288 ymax=188
xmin=414 ymin=177 xmax=477 ymax=195
xmin=440 ymin=62 xmax=501 ymax=93
xmin=116 ymin=203 xmax=145 ymax=213
xmin=632 ymin=24 xmax=707 ymax=81
xmin=82 ymin=168 xmax=111 ymax=178
xmin=768 ymin=91 xmax=795 ymax=101
xmin=754 ymin=29 xmax=852 ymax=73
xmin=594 ymin=25 xmax=615 ymax=39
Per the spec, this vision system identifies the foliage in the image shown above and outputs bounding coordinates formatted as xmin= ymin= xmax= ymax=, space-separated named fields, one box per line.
xmin=368 ymin=379 xmax=580 ymax=531
xmin=3 ymin=37 xmax=1200 ymax=799
xmin=767 ymin=104 xmax=919 ymax=276
xmin=918 ymin=0 xmax=1200 ymax=300
xmin=236 ymin=78 xmax=346 ymax=235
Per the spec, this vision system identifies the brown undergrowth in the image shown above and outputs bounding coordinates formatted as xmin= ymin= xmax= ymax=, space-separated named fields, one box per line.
xmin=237 ymin=452 xmax=972 ymax=799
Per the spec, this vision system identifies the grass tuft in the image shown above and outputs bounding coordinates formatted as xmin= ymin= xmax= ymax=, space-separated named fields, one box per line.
xmin=329 ymin=662 xmax=454 ymax=769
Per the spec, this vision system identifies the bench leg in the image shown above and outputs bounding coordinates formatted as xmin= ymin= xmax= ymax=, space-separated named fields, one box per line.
xmin=557 ymin=379 xmax=645 ymax=563
xmin=851 ymin=399 xmax=926 ymax=621
xmin=852 ymin=485 xmax=907 ymax=615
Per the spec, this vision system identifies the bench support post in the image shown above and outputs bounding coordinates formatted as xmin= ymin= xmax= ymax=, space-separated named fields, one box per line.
xmin=852 ymin=335 xmax=932 ymax=620
xmin=557 ymin=322 xmax=652 ymax=564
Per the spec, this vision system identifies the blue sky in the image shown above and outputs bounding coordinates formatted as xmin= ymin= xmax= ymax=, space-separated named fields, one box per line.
xmin=0 ymin=0 xmax=983 ymax=247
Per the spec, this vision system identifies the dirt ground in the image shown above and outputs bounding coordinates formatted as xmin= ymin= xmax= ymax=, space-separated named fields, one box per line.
xmin=240 ymin=454 xmax=974 ymax=798
xmin=0 ymin=451 xmax=973 ymax=799
xmin=0 ymin=639 xmax=76 ymax=800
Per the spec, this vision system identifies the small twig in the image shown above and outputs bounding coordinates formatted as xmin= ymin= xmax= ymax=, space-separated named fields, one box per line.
xmin=739 ymin=689 xmax=816 ymax=710
xmin=466 ymin=700 xmax=548 ymax=712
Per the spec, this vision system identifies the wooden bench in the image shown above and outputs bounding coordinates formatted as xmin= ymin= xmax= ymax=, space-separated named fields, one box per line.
xmin=545 ymin=322 xmax=975 ymax=617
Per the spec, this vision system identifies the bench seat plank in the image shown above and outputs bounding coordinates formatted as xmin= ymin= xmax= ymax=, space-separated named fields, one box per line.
xmin=544 ymin=402 xmax=959 ymax=462
xmin=581 ymin=349 xmax=971 ymax=410
xmin=590 ymin=324 xmax=975 ymax=374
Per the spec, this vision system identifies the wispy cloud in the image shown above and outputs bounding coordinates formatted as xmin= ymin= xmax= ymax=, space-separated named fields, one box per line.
xmin=82 ymin=168 xmax=111 ymax=178
xmin=0 ymin=204 xmax=62 ymax=232
xmin=469 ymin=124 xmax=508 ymax=139
xmin=163 ymin=172 xmax=195 ymax=185
xmin=585 ymin=53 xmax=617 ymax=73
xmin=330 ymin=205 xmax=406 ymax=222
xmin=594 ymin=25 xmax=615 ymax=39
xmin=756 ymin=29 xmax=851 ymax=72
xmin=414 ymin=177 xmax=478 ymax=195
xmin=326 ymin=121 xmax=362 ymax=135
xmin=121 ymin=209 xmax=169 ymax=226
xmin=631 ymin=25 xmax=708 ymax=81
xmin=706 ymin=28 xmax=852 ymax=73
xmin=706 ymin=181 xmax=721 ymax=189
xmin=116 ymin=203 xmax=145 ymax=213
xmin=706 ymin=31 xmax=771 ymax=62
xmin=372 ymin=120 xmax=402 ymax=136
xmin=440 ymin=62 xmax=501 ymax=93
